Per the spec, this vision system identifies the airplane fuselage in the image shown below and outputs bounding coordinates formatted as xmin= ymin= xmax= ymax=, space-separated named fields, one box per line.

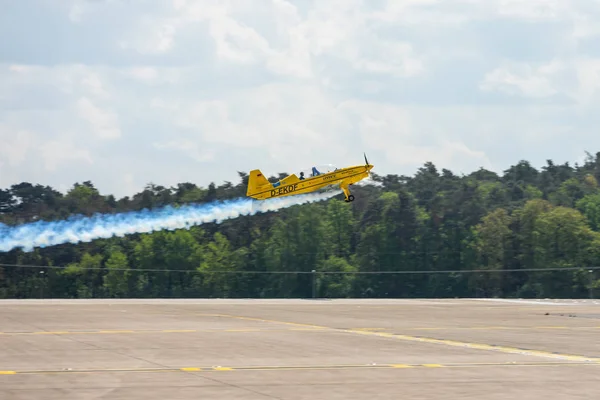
xmin=248 ymin=165 xmax=372 ymax=201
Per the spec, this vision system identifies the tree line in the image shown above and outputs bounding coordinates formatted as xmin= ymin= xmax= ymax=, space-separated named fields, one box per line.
xmin=2 ymin=152 xmax=600 ymax=299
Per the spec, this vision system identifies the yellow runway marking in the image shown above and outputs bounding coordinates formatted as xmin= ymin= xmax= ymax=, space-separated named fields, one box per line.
xmin=1 ymin=361 xmax=600 ymax=376
xmin=204 ymin=313 xmax=600 ymax=363
xmin=534 ymin=326 xmax=569 ymax=329
xmin=9 ymin=324 xmax=590 ymax=337
xmin=346 ymin=329 xmax=600 ymax=362
xmin=353 ymin=328 xmax=388 ymax=331
xmin=202 ymin=312 xmax=600 ymax=333
xmin=290 ymin=327 xmax=328 ymax=331
xmin=3 ymin=314 xmax=599 ymax=365
xmin=201 ymin=313 xmax=323 ymax=329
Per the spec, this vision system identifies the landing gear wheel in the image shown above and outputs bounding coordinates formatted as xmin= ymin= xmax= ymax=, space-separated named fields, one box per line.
xmin=347 ymin=194 xmax=355 ymax=202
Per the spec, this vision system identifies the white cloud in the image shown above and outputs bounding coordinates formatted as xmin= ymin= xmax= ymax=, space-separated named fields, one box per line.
xmin=81 ymin=72 xmax=109 ymax=98
xmin=76 ymin=97 xmax=121 ymax=140
xmin=119 ymin=19 xmax=180 ymax=54
xmin=208 ymin=14 xmax=272 ymax=65
xmin=480 ymin=61 xmax=562 ymax=98
xmin=354 ymin=40 xmax=423 ymax=77
xmin=1 ymin=0 xmax=600 ymax=197
xmin=39 ymin=138 xmax=93 ymax=171
xmin=163 ymin=83 xmax=355 ymax=169
xmin=389 ymin=141 xmax=492 ymax=173
xmin=480 ymin=58 xmax=600 ymax=106
xmin=152 ymin=139 xmax=215 ymax=163
xmin=493 ymin=0 xmax=566 ymax=20
xmin=339 ymin=99 xmax=493 ymax=173
xmin=0 ymin=126 xmax=34 ymax=167
xmin=128 ymin=67 xmax=159 ymax=82
xmin=0 ymin=123 xmax=93 ymax=188
xmin=573 ymin=58 xmax=600 ymax=104
xmin=68 ymin=2 xmax=86 ymax=23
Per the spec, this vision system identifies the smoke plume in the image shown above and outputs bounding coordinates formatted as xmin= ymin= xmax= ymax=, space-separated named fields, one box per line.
xmin=0 ymin=190 xmax=341 ymax=252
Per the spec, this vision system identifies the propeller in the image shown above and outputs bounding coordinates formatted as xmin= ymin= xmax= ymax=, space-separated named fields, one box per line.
xmin=363 ymin=152 xmax=373 ymax=177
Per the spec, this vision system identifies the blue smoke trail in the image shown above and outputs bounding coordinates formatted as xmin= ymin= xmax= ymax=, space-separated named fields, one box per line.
xmin=0 ymin=190 xmax=341 ymax=253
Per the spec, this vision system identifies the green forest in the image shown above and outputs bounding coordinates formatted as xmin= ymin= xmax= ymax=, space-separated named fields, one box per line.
xmin=2 ymin=153 xmax=600 ymax=299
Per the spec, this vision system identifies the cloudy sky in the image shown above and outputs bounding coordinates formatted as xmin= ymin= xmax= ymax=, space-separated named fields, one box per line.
xmin=1 ymin=0 xmax=600 ymax=198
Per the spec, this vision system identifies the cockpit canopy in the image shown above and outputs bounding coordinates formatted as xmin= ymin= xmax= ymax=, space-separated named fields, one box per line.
xmin=272 ymin=164 xmax=338 ymax=187
xmin=298 ymin=164 xmax=337 ymax=179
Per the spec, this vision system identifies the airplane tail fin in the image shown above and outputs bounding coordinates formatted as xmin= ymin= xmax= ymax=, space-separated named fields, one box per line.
xmin=247 ymin=169 xmax=271 ymax=196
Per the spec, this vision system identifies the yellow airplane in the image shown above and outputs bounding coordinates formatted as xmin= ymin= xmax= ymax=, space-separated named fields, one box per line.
xmin=246 ymin=154 xmax=374 ymax=203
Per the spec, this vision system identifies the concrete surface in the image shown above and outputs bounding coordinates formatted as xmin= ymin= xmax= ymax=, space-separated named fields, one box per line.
xmin=1 ymin=298 xmax=599 ymax=399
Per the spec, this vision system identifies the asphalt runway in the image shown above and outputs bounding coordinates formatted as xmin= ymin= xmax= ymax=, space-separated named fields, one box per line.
xmin=1 ymin=298 xmax=600 ymax=399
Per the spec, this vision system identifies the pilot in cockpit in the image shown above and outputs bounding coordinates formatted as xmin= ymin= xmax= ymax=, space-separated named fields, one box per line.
xmin=299 ymin=172 xmax=305 ymax=180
